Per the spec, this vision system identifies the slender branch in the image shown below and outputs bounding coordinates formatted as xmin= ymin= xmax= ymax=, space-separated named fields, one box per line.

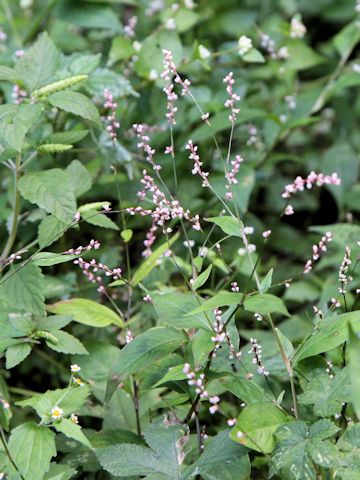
xmin=0 ymin=426 xmax=25 ymax=480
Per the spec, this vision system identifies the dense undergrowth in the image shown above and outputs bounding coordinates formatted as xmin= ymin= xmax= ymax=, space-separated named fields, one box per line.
xmin=0 ymin=0 xmax=360 ymax=479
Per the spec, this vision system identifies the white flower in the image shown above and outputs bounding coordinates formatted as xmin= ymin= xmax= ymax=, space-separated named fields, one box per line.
xmin=277 ymin=46 xmax=289 ymax=59
xmin=290 ymin=16 xmax=306 ymax=38
xmin=70 ymin=364 xmax=81 ymax=373
xmin=132 ymin=41 xmax=142 ymax=52
xmin=149 ymin=69 xmax=159 ymax=80
xmin=352 ymin=63 xmax=360 ymax=73
xmin=51 ymin=406 xmax=63 ymax=419
xmin=165 ymin=18 xmax=176 ymax=30
xmin=71 ymin=413 xmax=79 ymax=424
xmin=73 ymin=377 xmax=84 ymax=387
xmin=199 ymin=45 xmax=211 ymax=59
xmin=184 ymin=0 xmax=196 ymax=8
xmin=244 ymin=226 xmax=254 ymax=235
xmin=238 ymin=35 xmax=253 ymax=55
xmin=20 ymin=0 xmax=33 ymax=7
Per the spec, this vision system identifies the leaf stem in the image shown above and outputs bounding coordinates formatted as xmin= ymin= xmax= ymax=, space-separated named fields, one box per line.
xmin=0 ymin=425 xmax=25 ymax=480
xmin=0 ymin=154 xmax=22 ymax=266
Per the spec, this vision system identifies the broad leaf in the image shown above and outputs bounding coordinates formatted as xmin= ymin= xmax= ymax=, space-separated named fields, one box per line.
xmin=18 ymin=169 xmax=77 ymax=223
xmin=6 ymin=343 xmax=32 ymax=369
xmin=54 ymin=418 xmax=92 ymax=449
xmin=48 ymin=91 xmax=100 ymax=124
xmin=348 ymin=325 xmax=360 ymax=419
xmin=45 ymin=330 xmax=88 ymax=355
xmin=206 ymin=216 xmax=244 ymax=237
xmin=8 ymin=422 xmax=56 ymax=479
xmin=244 ymin=293 xmax=289 ymax=317
xmin=47 ymin=298 xmax=123 ymax=327
xmin=0 ymin=263 xmax=46 ymax=315
xmin=66 ymin=159 xmax=92 ymax=197
xmin=187 ymin=291 xmax=242 ymax=315
xmin=230 ymin=401 xmax=292 ymax=453
xmin=38 ymin=215 xmax=69 ymax=248
xmin=191 ymin=265 xmax=212 ymax=290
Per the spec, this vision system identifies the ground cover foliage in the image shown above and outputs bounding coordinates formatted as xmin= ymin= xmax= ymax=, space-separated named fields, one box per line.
xmin=0 ymin=0 xmax=360 ymax=478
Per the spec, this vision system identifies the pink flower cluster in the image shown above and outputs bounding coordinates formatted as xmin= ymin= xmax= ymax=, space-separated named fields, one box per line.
xmin=73 ymin=257 xmax=122 ymax=293
xmin=282 ymin=171 xmax=341 ymax=215
xmin=225 ymin=155 xmax=243 ymax=199
xmin=65 ymin=239 xmax=101 ymax=255
xmin=223 ymin=72 xmax=240 ymax=123
xmin=161 ymin=49 xmax=191 ymax=125
xmin=186 ymin=140 xmax=209 ymax=187
xmin=338 ymin=246 xmax=352 ymax=294
xmin=103 ymin=89 xmax=120 ymax=143
xmin=12 ymin=85 xmax=27 ymax=104
xmin=303 ymin=232 xmax=332 ymax=274
xmin=127 ymin=169 xmax=200 ymax=257
xmin=183 ymin=363 xmax=220 ymax=414
xmin=133 ymin=123 xmax=161 ymax=171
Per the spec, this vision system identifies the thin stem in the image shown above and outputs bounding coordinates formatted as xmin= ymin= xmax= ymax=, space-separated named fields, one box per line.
xmin=0 ymin=426 xmax=25 ymax=480
xmin=195 ymin=409 xmax=202 ymax=455
xmin=132 ymin=379 xmax=142 ymax=437
xmin=0 ymin=154 xmax=22 ymax=265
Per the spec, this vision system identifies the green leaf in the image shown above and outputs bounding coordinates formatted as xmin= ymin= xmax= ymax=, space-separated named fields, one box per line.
xmin=334 ymin=22 xmax=360 ymax=56
xmin=47 ymin=298 xmax=123 ymax=327
xmin=54 ymin=418 xmax=92 ymax=449
xmin=66 ymin=159 xmax=92 ymax=197
xmin=0 ymin=103 xmax=42 ymax=151
xmin=48 ymin=91 xmax=100 ymax=124
xmin=130 ymin=232 xmax=180 ymax=286
xmin=244 ymin=293 xmax=290 ymax=317
xmin=192 ymin=265 xmax=212 ymax=290
xmin=32 ymin=252 xmax=77 ymax=267
xmin=5 ymin=343 xmax=32 ymax=369
xmin=336 ymin=423 xmax=360 ymax=479
xmin=182 ymin=430 xmax=251 ymax=480
xmin=153 ymin=364 xmax=187 ymax=387
xmin=111 ymin=327 xmax=188 ymax=379
xmin=37 ymin=315 xmax=72 ymax=331
xmin=18 ymin=169 xmax=77 ymax=223
xmin=348 ymin=325 xmax=360 ymax=419
xmin=121 ymin=229 xmax=133 ymax=243
xmin=286 ymin=40 xmax=325 ymax=71
xmin=97 ymin=421 xmax=188 ymax=478
xmin=17 ymin=385 xmax=90 ymax=421
xmin=298 ymin=368 xmax=351 ymax=417
xmin=38 ymin=215 xmax=69 ymax=248
xmin=206 ymin=216 xmax=244 ymax=237
xmin=72 ymin=340 xmax=121 ymax=401
xmin=45 ymin=330 xmax=88 ymax=355
xmin=44 ymin=463 xmax=77 ymax=480
xmin=259 ymin=269 xmax=273 ymax=294
xmin=0 ymin=65 xmax=21 ymax=83
xmin=81 ymin=209 xmax=119 ymax=230
xmin=152 ymin=292 xmax=212 ymax=331
xmin=8 ymin=422 xmax=56 ymax=479
xmin=187 ymin=291 xmax=242 ymax=315
xmin=47 ymin=129 xmax=89 ymax=144
xmin=86 ymin=68 xmax=136 ymax=97
xmin=242 ymin=48 xmax=265 ymax=63
xmin=0 ymin=263 xmax=46 ymax=316
xmin=220 ymin=376 xmax=266 ymax=405
xmin=15 ymin=32 xmax=60 ymax=92
xmin=108 ymin=37 xmax=135 ymax=65
xmin=293 ymin=311 xmax=360 ymax=364
xmin=271 ymin=420 xmax=340 ymax=480
xmin=230 ymin=401 xmax=292 ymax=453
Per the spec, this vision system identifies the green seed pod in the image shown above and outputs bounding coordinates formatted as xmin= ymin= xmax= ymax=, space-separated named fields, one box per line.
xmin=38 ymin=144 xmax=73 ymax=153
xmin=35 ymin=330 xmax=59 ymax=344
xmin=32 ymin=75 xmax=88 ymax=98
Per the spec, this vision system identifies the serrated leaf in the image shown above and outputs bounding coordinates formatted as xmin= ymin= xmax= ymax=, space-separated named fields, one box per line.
xmin=47 ymin=129 xmax=89 ymax=144
xmin=271 ymin=420 xmax=340 ymax=480
xmin=47 ymin=298 xmax=123 ymax=327
xmin=37 ymin=315 xmax=72 ymax=331
xmin=182 ymin=430 xmax=250 ymax=480
xmin=66 ymin=159 xmax=92 ymax=197
xmin=45 ymin=330 xmax=88 ymax=355
xmin=54 ymin=418 xmax=92 ymax=449
xmin=38 ymin=215 xmax=69 ymax=249
xmin=5 ymin=343 xmax=32 ymax=369
xmin=298 ymin=368 xmax=351 ymax=417
xmin=244 ymin=293 xmax=290 ymax=317
xmin=8 ymin=422 xmax=56 ymax=479
xmin=0 ymin=263 xmax=45 ymax=315
xmin=48 ymin=91 xmax=100 ymax=124
xmin=15 ymin=32 xmax=59 ymax=92
xmin=0 ymin=65 xmax=21 ymax=83
xmin=18 ymin=169 xmax=77 ymax=223
xmin=17 ymin=385 xmax=90 ymax=421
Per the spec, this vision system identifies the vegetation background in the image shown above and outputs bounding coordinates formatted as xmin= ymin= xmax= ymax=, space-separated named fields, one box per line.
xmin=0 ymin=0 xmax=360 ymax=479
